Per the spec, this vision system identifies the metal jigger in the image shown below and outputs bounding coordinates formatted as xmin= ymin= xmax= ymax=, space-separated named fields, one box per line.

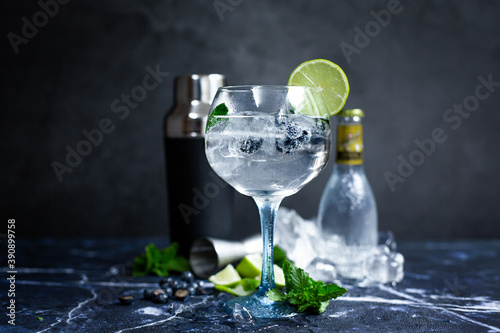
xmin=189 ymin=234 xmax=261 ymax=278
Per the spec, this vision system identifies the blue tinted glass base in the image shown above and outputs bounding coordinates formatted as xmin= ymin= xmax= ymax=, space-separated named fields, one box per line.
xmin=224 ymin=294 xmax=297 ymax=319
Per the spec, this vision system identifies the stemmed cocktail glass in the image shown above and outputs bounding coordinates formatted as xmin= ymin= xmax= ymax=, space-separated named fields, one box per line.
xmin=205 ymin=85 xmax=331 ymax=319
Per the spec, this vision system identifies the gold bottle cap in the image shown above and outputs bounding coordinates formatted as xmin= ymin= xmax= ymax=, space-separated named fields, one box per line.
xmin=337 ymin=109 xmax=365 ymax=118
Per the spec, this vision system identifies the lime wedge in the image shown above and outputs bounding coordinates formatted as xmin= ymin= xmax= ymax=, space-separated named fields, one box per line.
xmin=236 ymin=254 xmax=262 ymax=279
xmin=215 ymin=278 xmax=260 ymax=296
xmin=237 ymin=254 xmax=286 ymax=288
xmin=254 ymin=264 xmax=286 ymax=288
xmin=288 ymin=59 xmax=349 ymax=117
xmin=208 ymin=264 xmax=241 ymax=287
xmin=274 ymin=265 xmax=286 ymax=288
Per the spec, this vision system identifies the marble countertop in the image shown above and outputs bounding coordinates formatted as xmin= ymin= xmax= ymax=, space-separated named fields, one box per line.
xmin=1 ymin=238 xmax=499 ymax=332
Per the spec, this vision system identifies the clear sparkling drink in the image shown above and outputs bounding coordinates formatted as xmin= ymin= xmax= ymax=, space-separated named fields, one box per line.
xmin=205 ymin=112 xmax=331 ymax=198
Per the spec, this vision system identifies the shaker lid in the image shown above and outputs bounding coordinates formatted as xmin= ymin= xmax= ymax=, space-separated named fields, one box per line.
xmin=175 ymin=74 xmax=225 ymax=104
xmin=337 ymin=108 xmax=365 ymax=118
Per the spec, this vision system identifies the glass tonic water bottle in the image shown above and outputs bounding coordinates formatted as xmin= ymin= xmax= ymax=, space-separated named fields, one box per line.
xmin=317 ymin=109 xmax=377 ymax=280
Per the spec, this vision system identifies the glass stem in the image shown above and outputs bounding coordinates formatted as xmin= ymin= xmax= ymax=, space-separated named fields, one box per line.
xmin=253 ymin=196 xmax=283 ymax=297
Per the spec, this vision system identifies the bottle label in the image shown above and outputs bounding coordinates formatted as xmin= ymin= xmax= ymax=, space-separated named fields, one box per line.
xmin=336 ymin=124 xmax=363 ymax=165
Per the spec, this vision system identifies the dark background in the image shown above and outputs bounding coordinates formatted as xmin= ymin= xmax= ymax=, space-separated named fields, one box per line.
xmin=2 ymin=0 xmax=500 ymax=240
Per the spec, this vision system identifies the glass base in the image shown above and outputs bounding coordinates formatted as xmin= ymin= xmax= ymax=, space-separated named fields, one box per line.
xmin=224 ymin=294 xmax=297 ymax=320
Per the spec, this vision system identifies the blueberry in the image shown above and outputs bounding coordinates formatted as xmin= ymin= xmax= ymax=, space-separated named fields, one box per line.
xmin=170 ymin=280 xmax=182 ymax=290
xmin=189 ymin=282 xmax=201 ymax=295
xmin=181 ymin=271 xmax=194 ymax=283
xmin=187 ymin=286 xmax=197 ymax=296
xmin=143 ymin=288 xmax=156 ymax=300
xmin=159 ymin=276 xmax=175 ymax=289
xmin=197 ymin=280 xmax=215 ymax=295
xmin=119 ymin=295 xmax=134 ymax=305
xmin=239 ymin=137 xmax=263 ymax=154
xmin=286 ymin=122 xmax=302 ymax=139
xmin=198 ymin=280 xmax=215 ymax=290
xmin=276 ymin=137 xmax=300 ymax=154
xmin=158 ymin=276 xmax=175 ymax=289
xmin=286 ymin=122 xmax=311 ymax=144
xmin=153 ymin=292 xmax=168 ymax=304
xmin=163 ymin=286 xmax=174 ymax=297
xmin=178 ymin=281 xmax=189 ymax=290
xmin=276 ymin=125 xmax=311 ymax=154
xmin=297 ymin=129 xmax=311 ymax=144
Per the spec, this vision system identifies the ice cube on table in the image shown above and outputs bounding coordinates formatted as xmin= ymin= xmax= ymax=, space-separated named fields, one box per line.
xmin=306 ymin=258 xmax=338 ymax=282
xmin=363 ymin=245 xmax=404 ymax=284
xmin=378 ymin=230 xmax=398 ymax=252
xmin=275 ymin=208 xmax=405 ymax=285
xmin=232 ymin=303 xmax=253 ymax=323
xmin=275 ymin=207 xmax=318 ymax=268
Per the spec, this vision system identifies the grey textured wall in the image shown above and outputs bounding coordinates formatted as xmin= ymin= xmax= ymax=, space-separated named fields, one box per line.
xmin=2 ymin=0 xmax=500 ymax=240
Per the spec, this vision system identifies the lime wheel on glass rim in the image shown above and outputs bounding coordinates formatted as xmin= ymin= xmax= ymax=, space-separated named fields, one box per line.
xmin=288 ymin=59 xmax=350 ymax=117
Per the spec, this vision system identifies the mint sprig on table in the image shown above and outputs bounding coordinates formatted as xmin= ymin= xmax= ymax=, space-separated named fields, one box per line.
xmin=267 ymin=260 xmax=347 ymax=314
xmin=132 ymin=243 xmax=190 ymax=277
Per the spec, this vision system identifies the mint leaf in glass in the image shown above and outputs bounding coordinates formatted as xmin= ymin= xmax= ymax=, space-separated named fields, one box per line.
xmin=206 ymin=103 xmax=229 ymax=133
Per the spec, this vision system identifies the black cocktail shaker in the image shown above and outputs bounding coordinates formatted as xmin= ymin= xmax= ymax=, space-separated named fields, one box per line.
xmin=165 ymin=74 xmax=234 ymax=255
